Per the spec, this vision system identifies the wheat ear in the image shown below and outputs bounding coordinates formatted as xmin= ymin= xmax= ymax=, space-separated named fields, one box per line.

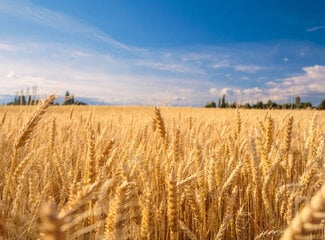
xmin=153 ymin=107 xmax=167 ymax=142
xmin=255 ymin=230 xmax=283 ymax=240
xmin=15 ymin=94 xmax=56 ymax=149
xmin=179 ymin=220 xmax=197 ymax=240
xmin=264 ymin=115 xmax=274 ymax=153
xmin=104 ymin=181 xmax=141 ymax=240
xmin=283 ymin=116 xmax=294 ymax=153
xmin=0 ymin=110 xmax=7 ymax=129
xmin=281 ymin=184 xmax=325 ymax=239
xmin=233 ymin=109 xmax=241 ymax=140
xmin=220 ymin=160 xmax=242 ymax=198
xmin=215 ymin=215 xmax=232 ymax=240
xmin=235 ymin=205 xmax=248 ymax=239
xmin=97 ymin=139 xmax=115 ymax=169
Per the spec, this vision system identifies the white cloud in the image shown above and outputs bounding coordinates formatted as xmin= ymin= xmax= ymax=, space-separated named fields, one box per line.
xmin=242 ymin=87 xmax=263 ymax=95
xmin=181 ymin=52 xmax=213 ymax=62
xmin=221 ymin=87 xmax=241 ymax=96
xmin=136 ymin=61 xmax=205 ymax=74
xmin=283 ymin=57 xmax=289 ymax=62
xmin=215 ymin=65 xmax=325 ymax=104
xmin=265 ymin=81 xmax=276 ymax=86
xmin=306 ymin=26 xmax=325 ymax=32
xmin=213 ymin=60 xmax=230 ymax=69
xmin=6 ymin=71 xmax=19 ymax=79
xmin=234 ymin=65 xmax=262 ymax=73
xmin=268 ymin=65 xmax=325 ymax=97
xmin=209 ymin=88 xmax=219 ymax=95
xmin=241 ymin=87 xmax=268 ymax=103
xmin=243 ymin=65 xmax=325 ymax=101
xmin=241 ymin=76 xmax=249 ymax=80
xmin=208 ymin=86 xmax=268 ymax=104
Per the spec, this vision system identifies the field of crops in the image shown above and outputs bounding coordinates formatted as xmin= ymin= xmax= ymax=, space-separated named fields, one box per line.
xmin=0 ymin=95 xmax=324 ymax=239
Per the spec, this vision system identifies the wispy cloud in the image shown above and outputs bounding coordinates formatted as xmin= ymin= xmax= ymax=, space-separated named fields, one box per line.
xmin=306 ymin=26 xmax=325 ymax=32
xmin=136 ymin=60 xmax=205 ymax=75
xmin=234 ymin=65 xmax=262 ymax=73
xmin=0 ymin=1 xmax=140 ymax=54
xmin=0 ymin=40 xmax=216 ymax=105
xmin=213 ymin=60 xmax=230 ymax=69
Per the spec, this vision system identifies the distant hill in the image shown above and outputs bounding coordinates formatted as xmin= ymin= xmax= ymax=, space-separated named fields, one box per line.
xmin=0 ymin=95 xmax=15 ymax=105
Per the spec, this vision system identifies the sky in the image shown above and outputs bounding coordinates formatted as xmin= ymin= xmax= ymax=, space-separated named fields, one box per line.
xmin=0 ymin=0 xmax=324 ymax=106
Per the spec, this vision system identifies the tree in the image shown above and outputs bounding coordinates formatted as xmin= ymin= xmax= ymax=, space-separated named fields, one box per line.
xmin=7 ymin=88 xmax=39 ymax=105
xmin=295 ymin=96 xmax=301 ymax=109
xmin=244 ymin=103 xmax=251 ymax=109
xmin=254 ymin=101 xmax=264 ymax=109
xmin=221 ymin=94 xmax=227 ymax=108
xmin=301 ymin=102 xmax=312 ymax=109
xmin=318 ymin=99 xmax=325 ymax=110
xmin=266 ymin=100 xmax=278 ymax=109
xmin=205 ymin=101 xmax=216 ymax=108
xmin=229 ymin=102 xmax=237 ymax=108
xmin=63 ymin=91 xmax=75 ymax=105
xmin=28 ymin=95 xmax=32 ymax=105
xmin=62 ymin=91 xmax=87 ymax=105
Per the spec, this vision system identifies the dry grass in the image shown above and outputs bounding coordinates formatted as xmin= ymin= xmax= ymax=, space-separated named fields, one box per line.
xmin=0 ymin=103 xmax=324 ymax=239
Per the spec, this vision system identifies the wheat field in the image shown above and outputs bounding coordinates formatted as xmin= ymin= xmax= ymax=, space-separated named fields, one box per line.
xmin=0 ymin=95 xmax=324 ymax=239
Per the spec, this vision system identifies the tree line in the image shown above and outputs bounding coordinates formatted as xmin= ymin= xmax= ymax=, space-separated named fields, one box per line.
xmin=205 ymin=95 xmax=325 ymax=110
xmin=7 ymin=90 xmax=87 ymax=106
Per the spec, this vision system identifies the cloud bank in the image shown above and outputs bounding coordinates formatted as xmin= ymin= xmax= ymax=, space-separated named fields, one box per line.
xmin=209 ymin=65 xmax=325 ymax=104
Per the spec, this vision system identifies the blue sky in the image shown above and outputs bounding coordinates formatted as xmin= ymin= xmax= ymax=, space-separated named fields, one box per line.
xmin=0 ymin=0 xmax=324 ymax=106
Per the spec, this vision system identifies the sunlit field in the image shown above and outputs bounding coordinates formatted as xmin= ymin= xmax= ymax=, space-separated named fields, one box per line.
xmin=0 ymin=96 xmax=324 ymax=239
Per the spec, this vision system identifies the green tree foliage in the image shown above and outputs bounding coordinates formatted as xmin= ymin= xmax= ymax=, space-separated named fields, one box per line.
xmin=63 ymin=91 xmax=75 ymax=105
xmin=318 ymin=99 xmax=325 ymax=110
xmin=62 ymin=91 xmax=87 ymax=105
xmin=254 ymin=101 xmax=264 ymax=109
xmin=295 ymin=96 xmax=301 ymax=109
xmin=7 ymin=89 xmax=38 ymax=105
xmin=205 ymin=101 xmax=216 ymax=108
xmin=244 ymin=103 xmax=251 ymax=109
xmin=7 ymin=89 xmax=87 ymax=106
xmin=221 ymin=94 xmax=227 ymax=108
xmin=266 ymin=100 xmax=277 ymax=109
xmin=207 ymin=95 xmax=319 ymax=110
